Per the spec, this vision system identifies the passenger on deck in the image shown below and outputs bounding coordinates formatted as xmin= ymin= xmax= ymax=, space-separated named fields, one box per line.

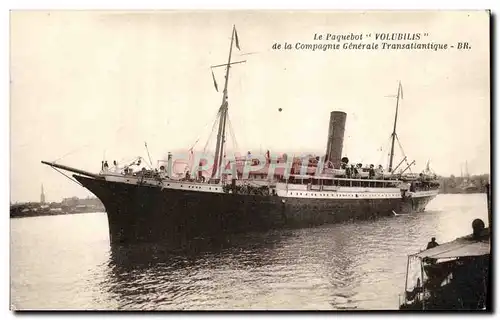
xmin=369 ymin=164 xmax=375 ymax=179
xmin=103 ymin=161 xmax=109 ymax=171
xmin=158 ymin=166 xmax=166 ymax=178
xmin=375 ymin=165 xmax=384 ymax=177
xmin=426 ymin=237 xmax=439 ymax=249
xmin=356 ymin=163 xmax=363 ymax=178
xmin=198 ymin=166 xmax=205 ymax=182
xmin=352 ymin=164 xmax=358 ymax=178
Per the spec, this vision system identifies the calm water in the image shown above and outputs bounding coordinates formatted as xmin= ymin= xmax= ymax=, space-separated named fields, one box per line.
xmin=10 ymin=194 xmax=489 ymax=310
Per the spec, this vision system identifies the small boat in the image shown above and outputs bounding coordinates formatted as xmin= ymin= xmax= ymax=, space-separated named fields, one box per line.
xmin=399 ymin=184 xmax=491 ymax=310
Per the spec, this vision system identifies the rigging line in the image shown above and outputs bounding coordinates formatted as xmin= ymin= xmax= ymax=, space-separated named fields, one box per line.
xmin=51 ymin=166 xmax=83 ymax=187
xmin=395 ymin=135 xmax=407 ymax=158
xmin=226 ymin=112 xmax=239 ymax=152
xmin=395 ymin=136 xmax=413 ymax=173
xmin=53 ymin=143 xmax=92 ymax=164
xmin=377 ymin=135 xmax=392 ymax=166
xmin=230 ymin=122 xmax=239 ymax=152
xmin=202 ymin=109 xmax=222 ymax=153
xmin=190 ymin=108 xmax=223 ymax=150
xmin=237 ymin=51 xmax=260 ymax=56
xmin=203 ymin=114 xmax=220 ymax=154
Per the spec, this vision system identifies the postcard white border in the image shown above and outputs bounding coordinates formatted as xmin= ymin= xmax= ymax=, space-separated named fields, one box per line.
xmin=2 ymin=0 xmax=497 ymax=318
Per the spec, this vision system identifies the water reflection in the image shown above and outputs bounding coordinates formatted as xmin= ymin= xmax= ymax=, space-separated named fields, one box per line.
xmin=102 ymin=231 xmax=293 ymax=310
xmin=108 ymin=231 xmax=292 ymax=268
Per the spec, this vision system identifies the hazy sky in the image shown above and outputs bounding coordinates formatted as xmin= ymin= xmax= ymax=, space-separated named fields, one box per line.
xmin=10 ymin=10 xmax=490 ymax=202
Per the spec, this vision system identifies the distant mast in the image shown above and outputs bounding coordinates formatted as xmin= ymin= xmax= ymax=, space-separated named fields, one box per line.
xmin=211 ymin=25 xmax=241 ymax=179
xmin=464 ymin=160 xmax=470 ymax=182
xmin=388 ymin=81 xmax=403 ymax=172
xmin=40 ymin=184 xmax=46 ymax=204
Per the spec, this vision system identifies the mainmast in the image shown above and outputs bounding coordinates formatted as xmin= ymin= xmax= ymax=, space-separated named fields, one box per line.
xmin=388 ymin=81 xmax=402 ymax=172
xmin=211 ymin=26 xmax=236 ymax=179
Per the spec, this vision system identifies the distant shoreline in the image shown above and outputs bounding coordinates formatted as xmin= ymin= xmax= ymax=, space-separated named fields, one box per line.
xmin=10 ymin=196 xmax=105 ymax=219
xmin=10 ymin=210 xmax=105 ymax=219
xmin=439 ymin=191 xmax=485 ymax=195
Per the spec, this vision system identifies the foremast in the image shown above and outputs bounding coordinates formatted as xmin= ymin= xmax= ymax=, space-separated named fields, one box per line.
xmin=388 ymin=81 xmax=403 ymax=172
xmin=211 ymin=25 xmax=241 ymax=179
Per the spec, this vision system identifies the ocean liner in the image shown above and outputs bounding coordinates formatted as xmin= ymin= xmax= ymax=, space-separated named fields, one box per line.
xmin=42 ymin=26 xmax=440 ymax=244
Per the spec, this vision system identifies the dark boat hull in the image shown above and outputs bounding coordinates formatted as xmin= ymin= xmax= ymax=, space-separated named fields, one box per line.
xmin=74 ymin=175 xmax=436 ymax=244
xmin=461 ymin=187 xmax=481 ymax=194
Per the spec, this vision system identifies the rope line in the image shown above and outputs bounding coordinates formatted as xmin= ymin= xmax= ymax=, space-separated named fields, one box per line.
xmin=53 ymin=143 xmax=92 ymax=164
xmin=192 ymin=109 xmax=221 ymax=152
xmin=226 ymin=112 xmax=239 ymax=152
xmin=51 ymin=166 xmax=83 ymax=187
xmin=203 ymin=113 xmax=220 ymax=154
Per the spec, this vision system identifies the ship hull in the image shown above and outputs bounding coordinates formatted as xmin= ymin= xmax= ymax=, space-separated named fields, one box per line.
xmin=74 ymin=175 xmax=436 ymax=244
